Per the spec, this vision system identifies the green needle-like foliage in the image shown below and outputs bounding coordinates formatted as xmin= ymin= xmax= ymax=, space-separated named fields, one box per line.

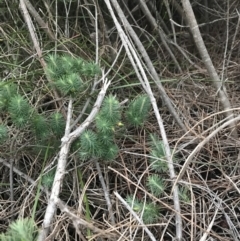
xmin=96 ymin=132 xmax=114 ymax=145
xmin=149 ymin=134 xmax=170 ymax=173
xmin=45 ymin=54 xmax=100 ymax=97
xmin=100 ymin=142 xmax=119 ymax=160
xmin=42 ymin=168 xmax=56 ymax=189
xmin=142 ymin=202 xmax=159 ymax=224
xmin=45 ymin=54 xmax=68 ymax=80
xmin=78 ymin=95 xmax=123 ymax=161
xmin=147 ymin=174 xmax=166 ymax=197
xmin=99 ymin=95 xmax=121 ymax=125
xmin=0 ymin=94 xmax=7 ymax=111
xmin=66 ymin=56 xmax=84 ymax=74
xmin=95 ymin=115 xmax=115 ymax=134
xmin=8 ymin=95 xmax=31 ymax=115
xmin=0 ymin=124 xmax=8 ymax=144
xmin=126 ymin=195 xmax=159 ymax=224
xmin=0 ymin=218 xmax=38 ymax=241
xmin=8 ymin=95 xmax=32 ymax=128
xmin=0 ymin=83 xmax=17 ymax=110
xmin=55 ymin=73 xmax=83 ymax=96
xmin=59 ymin=55 xmax=77 ymax=73
xmin=78 ymin=129 xmax=119 ymax=161
xmin=49 ymin=112 xmax=65 ymax=137
xmin=77 ymin=94 xmax=152 ymax=162
xmin=31 ymin=114 xmax=49 ymax=139
xmin=126 ymin=95 xmax=151 ymax=126
xmin=126 ymin=195 xmax=143 ymax=212
xmin=80 ymin=61 xmax=101 ymax=76
xmin=79 ymin=130 xmax=98 ymax=159
xmin=179 ymin=186 xmax=191 ymax=203
xmin=2 ymin=83 xmax=17 ymax=98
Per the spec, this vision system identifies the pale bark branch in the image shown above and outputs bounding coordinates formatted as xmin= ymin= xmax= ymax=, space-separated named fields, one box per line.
xmin=106 ymin=0 xmax=187 ymax=133
xmin=94 ymin=159 xmax=115 ymax=225
xmin=19 ymin=0 xmax=64 ymax=112
xmin=37 ymin=78 xmax=110 ymax=241
xmin=181 ymin=0 xmax=238 ymax=138
xmin=104 ymin=1 xmax=183 ymax=239
xmin=22 ymin=0 xmax=57 ymax=41
xmin=138 ymin=0 xmax=182 ymax=72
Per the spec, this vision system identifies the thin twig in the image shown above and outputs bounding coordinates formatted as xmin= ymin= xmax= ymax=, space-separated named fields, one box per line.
xmin=104 ymin=1 xmax=183 ymax=239
xmin=199 ymin=203 xmax=219 ymax=241
xmin=0 ymin=157 xmax=116 ymax=239
xmin=226 ymin=9 xmax=240 ymax=76
xmin=139 ymin=0 xmax=181 ymax=72
xmin=19 ymin=0 xmax=63 ymax=112
xmin=181 ymin=0 xmax=238 ymax=138
xmin=56 ymin=199 xmax=117 ymax=239
xmin=0 ymin=157 xmax=48 ymax=194
xmin=23 ymin=0 xmax=57 ymax=41
xmin=172 ymin=114 xmax=240 ymax=192
xmin=94 ymin=159 xmax=115 ymax=225
xmin=19 ymin=0 xmax=45 ymax=67
xmin=114 ymin=191 xmax=157 ymax=241
xmin=108 ymin=0 xmax=187 ymax=133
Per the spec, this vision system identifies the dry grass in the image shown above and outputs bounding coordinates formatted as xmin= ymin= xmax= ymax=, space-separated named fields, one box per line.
xmin=1 ymin=1 xmax=240 ymax=240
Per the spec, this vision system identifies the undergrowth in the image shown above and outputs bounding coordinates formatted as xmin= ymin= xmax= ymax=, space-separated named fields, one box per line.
xmin=0 ymin=54 xmax=181 ymax=238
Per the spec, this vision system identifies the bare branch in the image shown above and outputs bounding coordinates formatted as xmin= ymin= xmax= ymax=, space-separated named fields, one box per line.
xmin=106 ymin=0 xmax=187 ymax=133
xmin=138 ymin=0 xmax=182 ymax=72
xmin=181 ymin=0 xmax=238 ymax=138
xmin=22 ymin=0 xmax=56 ymax=41
xmin=94 ymin=159 xmax=115 ymax=225
xmin=37 ymin=78 xmax=110 ymax=241
xmin=104 ymin=1 xmax=183 ymax=239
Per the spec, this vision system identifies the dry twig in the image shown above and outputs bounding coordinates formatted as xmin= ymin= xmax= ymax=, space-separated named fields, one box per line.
xmin=37 ymin=78 xmax=111 ymax=241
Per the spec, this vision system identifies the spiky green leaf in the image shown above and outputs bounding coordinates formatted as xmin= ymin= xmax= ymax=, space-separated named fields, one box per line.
xmin=99 ymin=95 xmax=121 ymax=125
xmin=49 ymin=112 xmax=65 ymax=136
xmin=55 ymin=73 xmax=83 ymax=96
xmin=42 ymin=169 xmax=56 ymax=189
xmin=79 ymin=130 xmax=98 ymax=158
xmin=100 ymin=142 xmax=119 ymax=160
xmin=0 ymin=125 xmax=8 ymax=143
xmin=126 ymin=95 xmax=151 ymax=126
xmin=149 ymin=134 xmax=173 ymax=173
xmin=147 ymin=174 xmax=166 ymax=197
xmin=31 ymin=114 xmax=49 ymax=139
xmin=2 ymin=218 xmax=39 ymax=241
xmin=126 ymin=195 xmax=159 ymax=224
xmin=179 ymin=186 xmax=191 ymax=203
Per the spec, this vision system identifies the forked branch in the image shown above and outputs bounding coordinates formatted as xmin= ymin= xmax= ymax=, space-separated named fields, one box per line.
xmin=37 ymin=78 xmax=110 ymax=241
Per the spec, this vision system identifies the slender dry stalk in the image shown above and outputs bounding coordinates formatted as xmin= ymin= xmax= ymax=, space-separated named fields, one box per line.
xmin=94 ymin=159 xmax=115 ymax=225
xmin=103 ymin=1 xmax=183 ymax=239
xmin=181 ymin=0 xmax=238 ymax=138
xmin=226 ymin=9 xmax=240 ymax=76
xmin=114 ymin=191 xmax=157 ymax=241
xmin=19 ymin=0 xmax=45 ymax=67
xmin=106 ymin=0 xmax=187 ymax=133
xmin=138 ymin=0 xmax=182 ymax=73
xmin=56 ymin=199 xmax=117 ymax=239
xmin=19 ymin=0 xmax=65 ymax=113
xmin=199 ymin=205 xmax=219 ymax=241
xmin=22 ymin=0 xmax=57 ymax=41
